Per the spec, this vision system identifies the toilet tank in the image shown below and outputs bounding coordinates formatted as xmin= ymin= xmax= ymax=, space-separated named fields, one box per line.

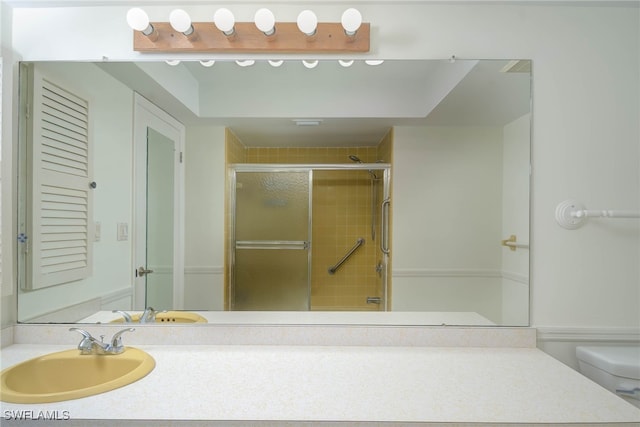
xmin=576 ymin=346 xmax=640 ymax=409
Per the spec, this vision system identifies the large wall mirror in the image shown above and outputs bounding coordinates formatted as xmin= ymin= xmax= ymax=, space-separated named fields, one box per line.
xmin=16 ymin=59 xmax=531 ymax=326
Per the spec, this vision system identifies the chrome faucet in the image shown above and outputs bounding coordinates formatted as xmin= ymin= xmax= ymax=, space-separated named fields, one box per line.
xmin=112 ymin=310 xmax=133 ymax=323
xmin=69 ymin=327 xmax=135 ymax=355
xmin=139 ymin=307 xmax=165 ymax=323
xmin=111 ymin=307 xmax=166 ymax=323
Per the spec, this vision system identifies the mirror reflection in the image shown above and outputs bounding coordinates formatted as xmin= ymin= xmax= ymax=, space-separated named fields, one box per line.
xmin=16 ymin=59 xmax=531 ymax=326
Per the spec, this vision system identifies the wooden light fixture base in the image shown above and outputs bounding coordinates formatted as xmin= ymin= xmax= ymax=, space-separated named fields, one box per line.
xmin=133 ymin=22 xmax=370 ymax=53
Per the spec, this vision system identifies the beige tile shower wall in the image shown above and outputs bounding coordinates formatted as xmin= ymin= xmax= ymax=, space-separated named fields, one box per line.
xmin=245 ymin=146 xmax=380 ymax=310
xmin=225 ymin=128 xmax=246 ymax=164
xmin=313 ymin=170 xmax=379 ymax=310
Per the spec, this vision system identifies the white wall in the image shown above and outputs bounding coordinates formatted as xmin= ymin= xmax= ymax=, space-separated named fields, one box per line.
xmin=392 ymin=118 xmax=532 ymax=326
xmin=1 ymin=2 xmax=639 ymax=367
xmin=501 ymin=113 xmax=531 ymax=326
xmin=17 ymin=62 xmax=134 ymax=321
xmin=392 ymin=125 xmax=504 ymax=323
xmin=183 ymin=125 xmax=226 ymax=311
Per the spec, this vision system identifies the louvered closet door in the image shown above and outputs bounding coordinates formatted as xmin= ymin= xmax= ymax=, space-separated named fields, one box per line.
xmin=26 ymin=66 xmax=93 ymax=290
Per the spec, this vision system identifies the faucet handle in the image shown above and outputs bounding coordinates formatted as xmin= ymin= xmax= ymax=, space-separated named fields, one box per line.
xmin=110 ymin=327 xmax=135 ymax=351
xmin=69 ymin=327 xmax=93 ymax=339
xmin=112 ymin=310 xmax=133 ymax=323
xmin=69 ymin=327 xmax=96 ymax=354
xmin=140 ymin=306 xmax=166 ymax=323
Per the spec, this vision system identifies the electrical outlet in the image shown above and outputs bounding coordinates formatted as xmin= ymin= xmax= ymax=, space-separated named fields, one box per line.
xmin=117 ymin=223 xmax=129 ymax=241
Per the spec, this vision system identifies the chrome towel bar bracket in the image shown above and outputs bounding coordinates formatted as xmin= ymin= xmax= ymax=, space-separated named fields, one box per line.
xmin=555 ymin=199 xmax=640 ymax=229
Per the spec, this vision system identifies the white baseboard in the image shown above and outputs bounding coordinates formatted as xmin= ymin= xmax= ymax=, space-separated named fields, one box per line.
xmin=393 ymin=268 xmax=502 ymax=278
xmin=152 ymin=266 xmax=224 ymax=275
xmin=149 ymin=266 xmax=224 ymax=274
xmin=185 ymin=266 xmax=224 ymax=275
xmin=537 ymin=326 xmax=640 ymax=342
xmin=393 ymin=268 xmax=528 ymax=285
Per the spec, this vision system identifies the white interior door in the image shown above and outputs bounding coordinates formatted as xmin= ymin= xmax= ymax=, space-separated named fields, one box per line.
xmin=133 ymin=94 xmax=184 ymax=310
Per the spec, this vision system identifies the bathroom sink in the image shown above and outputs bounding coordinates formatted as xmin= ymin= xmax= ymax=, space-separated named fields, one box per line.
xmin=111 ymin=311 xmax=208 ymax=323
xmin=0 ymin=347 xmax=155 ymax=403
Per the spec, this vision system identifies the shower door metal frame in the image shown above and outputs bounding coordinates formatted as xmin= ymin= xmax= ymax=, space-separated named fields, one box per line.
xmin=228 ymin=163 xmax=391 ymax=311
xmin=229 ymin=166 xmax=313 ymax=311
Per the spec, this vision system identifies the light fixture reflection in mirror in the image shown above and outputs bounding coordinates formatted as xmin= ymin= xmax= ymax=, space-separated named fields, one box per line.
xmin=15 ymin=59 xmax=531 ymax=326
xmin=235 ymin=60 xmax=256 ymax=67
xmin=302 ymin=60 xmax=319 ymax=69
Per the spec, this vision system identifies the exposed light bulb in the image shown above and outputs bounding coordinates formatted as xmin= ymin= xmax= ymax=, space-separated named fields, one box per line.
xmin=338 ymin=60 xmax=354 ymax=68
xmin=214 ymin=8 xmax=236 ymax=36
xmin=200 ymin=60 xmax=216 ymax=67
xmin=341 ymin=8 xmax=362 ymax=36
xmin=365 ymin=60 xmax=384 ymax=66
xmin=297 ymin=10 xmax=318 ymax=36
xmin=169 ymin=9 xmax=194 ymax=36
xmin=126 ymin=8 xmax=154 ymax=36
xmin=268 ymin=60 xmax=284 ymax=67
xmin=254 ymin=8 xmax=276 ymax=36
xmin=165 ymin=60 xmax=181 ymax=66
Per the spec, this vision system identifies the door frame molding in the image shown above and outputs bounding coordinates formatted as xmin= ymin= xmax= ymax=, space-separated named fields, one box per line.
xmin=133 ymin=93 xmax=185 ymax=310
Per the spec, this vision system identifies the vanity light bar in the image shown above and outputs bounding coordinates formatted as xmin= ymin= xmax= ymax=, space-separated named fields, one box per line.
xmin=129 ymin=9 xmax=370 ymax=53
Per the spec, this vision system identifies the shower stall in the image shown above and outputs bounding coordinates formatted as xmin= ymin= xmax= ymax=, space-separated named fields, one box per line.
xmin=228 ymin=163 xmax=391 ymax=311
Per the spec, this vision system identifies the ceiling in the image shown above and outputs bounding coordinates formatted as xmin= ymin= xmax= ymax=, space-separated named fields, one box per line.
xmin=99 ymin=59 xmax=531 ymax=147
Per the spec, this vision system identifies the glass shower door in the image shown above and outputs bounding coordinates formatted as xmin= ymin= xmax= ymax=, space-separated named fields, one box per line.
xmin=232 ymin=170 xmax=311 ymax=310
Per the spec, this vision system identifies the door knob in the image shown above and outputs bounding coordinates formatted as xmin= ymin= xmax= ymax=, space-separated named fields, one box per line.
xmin=137 ymin=266 xmax=154 ymax=277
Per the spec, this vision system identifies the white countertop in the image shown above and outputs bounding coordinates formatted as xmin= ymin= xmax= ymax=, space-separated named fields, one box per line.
xmin=2 ymin=343 xmax=639 ymax=424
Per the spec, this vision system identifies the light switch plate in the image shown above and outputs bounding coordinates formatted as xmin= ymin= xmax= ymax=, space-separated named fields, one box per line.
xmin=94 ymin=221 xmax=101 ymax=242
xmin=117 ymin=223 xmax=129 ymax=241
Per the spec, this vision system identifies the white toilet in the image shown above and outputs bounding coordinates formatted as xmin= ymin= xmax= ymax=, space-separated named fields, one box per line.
xmin=576 ymin=346 xmax=640 ymax=409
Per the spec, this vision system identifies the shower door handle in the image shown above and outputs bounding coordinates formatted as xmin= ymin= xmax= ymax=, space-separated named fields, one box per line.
xmin=380 ymin=198 xmax=390 ymax=255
